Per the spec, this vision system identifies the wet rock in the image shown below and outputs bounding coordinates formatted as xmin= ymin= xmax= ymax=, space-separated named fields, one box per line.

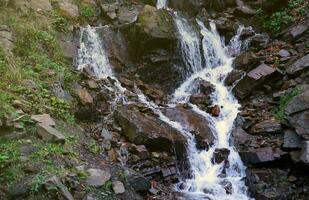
xmin=234 ymin=0 xmax=256 ymax=17
xmin=233 ymin=51 xmax=258 ymax=71
xmin=213 ymin=148 xmax=230 ymax=164
xmin=282 ymin=129 xmax=303 ymax=150
xmin=193 ymin=78 xmax=215 ymax=95
xmin=278 ymin=49 xmax=290 ymax=58
xmin=56 ymin=0 xmax=79 ymax=19
xmin=249 ymin=33 xmax=270 ymax=49
xmin=86 ymin=168 xmax=111 ymax=187
xmin=221 ymin=180 xmax=232 ymax=194
xmin=163 ymin=106 xmax=215 ymax=149
xmin=226 ymin=69 xmax=245 ymax=86
xmin=233 ymin=64 xmax=280 ymax=99
xmin=210 ymin=105 xmax=221 ymax=117
xmin=233 ymin=127 xmax=253 ymax=150
xmin=189 ymin=93 xmax=213 ymax=107
xmin=115 ymin=105 xmax=187 ymax=156
xmin=36 ymin=123 xmax=65 ymax=144
xmin=286 ymin=54 xmax=309 ymax=76
xmin=240 ymin=147 xmax=281 ymax=164
xmin=112 ymin=181 xmax=125 ymax=194
xmin=249 ymin=119 xmax=282 ymax=134
xmin=0 ymin=25 xmax=13 ymax=55
xmin=44 ymin=176 xmax=74 ymax=200
xmin=31 ymin=114 xmax=56 ymax=127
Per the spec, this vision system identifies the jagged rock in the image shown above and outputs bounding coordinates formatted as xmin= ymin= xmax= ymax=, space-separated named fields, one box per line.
xmin=112 ymin=181 xmax=125 ymax=194
xmin=210 ymin=105 xmax=221 ymax=117
xmin=249 ymin=119 xmax=282 ymax=134
xmin=56 ymin=0 xmax=79 ymax=19
xmin=31 ymin=114 xmax=56 ymax=127
xmin=213 ymin=148 xmax=230 ymax=164
xmin=163 ymin=106 xmax=215 ymax=149
xmin=29 ymin=0 xmax=52 ymax=12
xmin=234 ymin=51 xmax=258 ymax=71
xmin=100 ymin=2 xmax=118 ymax=20
xmin=282 ymin=129 xmax=303 ymax=150
xmin=74 ymin=84 xmax=93 ymax=105
xmin=240 ymin=147 xmax=281 ymax=164
xmin=0 ymin=25 xmax=13 ymax=55
xmin=8 ymin=180 xmax=30 ymax=198
xmin=36 ymin=123 xmax=65 ymax=143
xmin=286 ymin=110 xmax=309 ymax=140
xmin=59 ymin=33 xmax=78 ymax=60
xmin=114 ymin=105 xmax=186 ymax=155
xmin=193 ymin=78 xmax=215 ymax=95
xmin=127 ymin=171 xmax=151 ymax=193
xmin=189 ymin=93 xmax=212 ymax=106
xmin=118 ymin=6 xmax=141 ymax=24
xmin=233 ymin=64 xmax=280 ymax=99
xmin=285 ymin=89 xmax=309 ymax=115
xmin=278 ymin=49 xmax=291 ymax=58
xmin=44 ymin=176 xmax=74 ymax=200
xmin=234 ymin=0 xmax=256 ymax=17
xmin=300 ymin=141 xmax=309 ymax=164
xmin=52 ymin=81 xmax=73 ymax=102
xmin=86 ymin=169 xmax=111 ymax=187
xmin=169 ymin=0 xmax=201 ymax=13
xmin=283 ymin=19 xmax=309 ymax=40
xmin=249 ymin=33 xmax=270 ymax=49
xmin=130 ymin=145 xmax=149 ymax=160
xmin=286 ymin=54 xmax=309 ymax=76
xmin=225 ymin=69 xmax=244 ymax=86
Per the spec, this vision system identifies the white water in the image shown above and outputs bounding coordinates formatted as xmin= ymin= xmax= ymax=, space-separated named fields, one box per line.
xmin=77 ymin=14 xmax=251 ymax=200
xmin=156 ymin=0 xmax=168 ymax=9
xmin=171 ymin=16 xmax=251 ymax=199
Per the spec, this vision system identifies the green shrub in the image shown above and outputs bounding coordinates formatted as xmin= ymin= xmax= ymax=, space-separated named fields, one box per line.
xmin=80 ymin=6 xmax=96 ymax=20
xmin=274 ymin=88 xmax=300 ymax=120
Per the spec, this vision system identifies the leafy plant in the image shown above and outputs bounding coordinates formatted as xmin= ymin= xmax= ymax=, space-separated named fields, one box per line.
xmin=87 ymin=139 xmax=101 ymax=154
xmin=274 ymin=88 xmax=300 ymax=120
xmin=80 ymin=6 xmax=96 ymax=20
xmin=52 ymin=14 xmax=70 ymax=33
xmin=31 ymin=174 xmax=47 ymax=193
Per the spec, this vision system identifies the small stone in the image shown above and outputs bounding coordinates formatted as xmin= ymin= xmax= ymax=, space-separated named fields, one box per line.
xmin=211 ymin=105 xmax=220 ymax=117
xmin=31 ymin=114 xmax=56 ymax=127
xmin=75 ymin=84 xmax=93 ymax=105
xmin=36 ymin=123 xmax=65 ymax=143
xmin=112 ymin=181 xmax=125 ymax=194
xmin=288 ymin=175 xmax=298 ymax=182
xmin=278 ymin=49 xmax=290 ymax=58
xmin=86 ymin=169 xmax=111 ymax=187
xmin=87 ymin=80 xmax=98 ymax=89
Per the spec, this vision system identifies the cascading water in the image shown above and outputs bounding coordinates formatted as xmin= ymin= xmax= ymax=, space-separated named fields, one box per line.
xmin=170 ymin=16 xmax=251 ymax=199
xmin=77 ymin=26 xmax=126 ymax=104
xmin=77 ymin=8 xmax=252 ymax=199
xmin=156 ymin=0 xmax=168 ymax=9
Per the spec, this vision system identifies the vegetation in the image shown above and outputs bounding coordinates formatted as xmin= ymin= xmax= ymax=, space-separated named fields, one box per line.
xmin=257 ymin=0 xmax=309 ymax=33
xmin=80 ymin=6 xmax=96 ymax=21
xmin=274 ymin=88 xmax=300 ymax=120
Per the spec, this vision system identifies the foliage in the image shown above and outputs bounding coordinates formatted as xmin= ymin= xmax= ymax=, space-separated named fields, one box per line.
xmin=80 ymin=6 xmax=96 ymax=20
xmin=52 ymin=14 xmax=70 ymax=33
xmin=87 ymin=139 xmax=101 ymax=154
xmin=274 ymin=88 xmax=300 ymax=120
xmin=31 ymin=174 xmax=47 ymax=193
xmin=257 ymin=0 xmax=309 ymax=33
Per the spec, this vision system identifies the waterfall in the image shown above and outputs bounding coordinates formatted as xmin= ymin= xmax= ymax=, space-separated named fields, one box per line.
xmin=171 ymin=17 xmax=251 ymax=199
xmin=156 ymin=0 xmax=168 ymax=9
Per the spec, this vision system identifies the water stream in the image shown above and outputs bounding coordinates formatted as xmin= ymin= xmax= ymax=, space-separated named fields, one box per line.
xmin=77 ymin=8 xmax=252 ymax=199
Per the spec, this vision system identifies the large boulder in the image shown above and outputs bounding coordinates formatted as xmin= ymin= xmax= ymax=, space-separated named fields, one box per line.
xmin=233 ymin=64 xmax=281 ymax=99
xmin=233 ymin=51 xmax=258 ymax=71
xmin=249 ymin=119 xmax=282 ymax=134
xmin=114 ymin=105 xmax=186 ymax=156
xmin=286 ymin=54 xmax=309 ymax=77
xmin=163 ymin=106 xmax=215 ymax=149
xmin=284 ymin=89 xmax=309 ymax=139
xmin=0 ymin=25 xmax=13 ymax=55
xmin=240 ymin=147 xmax=282 ymax=164
xmin=122 ymin=5 xmax=181 ymax=92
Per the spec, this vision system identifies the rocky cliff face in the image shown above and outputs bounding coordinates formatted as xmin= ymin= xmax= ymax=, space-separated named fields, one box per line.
xmin=0 ymin=0 xmax=308 ymax=200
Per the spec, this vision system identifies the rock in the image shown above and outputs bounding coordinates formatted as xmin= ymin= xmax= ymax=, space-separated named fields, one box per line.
xmin=284 ymin=19 xmax=309 ymax=40
xmin=163 ymin=106 xmax=215 ymax=149
xmin=249 ymin=119 xmax=282 ymax=134
xmin=234 ymin=51 xmax=258 ymax=71
xmin=112 ymin=181 xmax=125 ymax=194
xmin=74 ymin=84 xmax=93 ymax=105
xmin=278 ymin=49 xmax=290 ymax=58
xmin=131 ymin=145 xmax=149 ymax=160
xmin=213 ymin=148 xmax=230 ymax=164
xmin=282 ymin=129 xmax=303 ymax=150
xmin=0 ymin=25 xmax=13 ymax=55
xmin=127 ymin=171 xmax=151 ymax=193
xmin=114 ymin=105 xmax=186 ymax=156
xmin=118 ymin=6 xmax=141 ymax=25
xmin=233 ymin=64 xmax=280 ymax=99
xmin=285 ymin=89 xmax=309 ymax=115
xmin=193 ymin=78 xmax=215 ymax=95
xmin=86 ymin=169 xmax=111 ymax=187
xmin=44 ymin=176 xmax=74 ymax=200
xmin=189 ymin=93 xmax=212 ymax=107
xmin=240 ymin=147 xmax=281 ymax=164
xmin=225 ymin=70 xmax=244 ymax=86
xmin=8 ymin=180 xmax=30 ymax=198
xmin=56 ymin=0 xmax=79 ymax=19
xmin=87 ymin=80 xmax=98 ymax=89
xmin=203 ymin=0 xmax=229 ymax=12
xmin=29 ymin=0 xmax=52 ymax=12
xmin=59 ymin=33 xmax=78 ymax=60
xmin=233 ymin=127 xmax=253 ymax=150
xmin=100 ymin=2 xmax=118 ymax=20
xmin=300 ymin=141 xmax=309 ymax=164
xmin=286 ymin=54 xmax=309 ymax=76
xmin=210 ymin=105 xmax=221 ymax=117
xmin=249 ymin=33 xmax=270 ymax=49
xmin=36 ymin=123 xmax=65 ymax=143
xmin=31 ymin=114 xmax=56 ymax=127
xmin=286 ymin=110 xmax=309 ymax=140
xmin=234 ymin=0 xmax=256 ymax=17
xmin=52 ymin=81 xmax=73 ymax=102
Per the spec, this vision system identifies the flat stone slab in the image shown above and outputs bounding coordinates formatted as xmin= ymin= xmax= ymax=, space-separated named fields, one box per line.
xmin=36 ymin=123 xmax=65 ymax=143
xmin=86 ymin=169 xmax=111 ymax=187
